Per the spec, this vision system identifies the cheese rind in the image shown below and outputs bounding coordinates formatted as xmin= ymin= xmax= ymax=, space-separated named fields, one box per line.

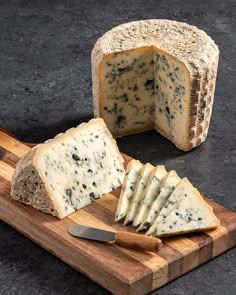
xmin=115 ymin=160 xmax=143 ymax=221
xmin=133 ymin=165 xmax=167 ymax=227
xmin=148 ymin=183 xmax=220 ymax=237
xmin=138 ymin=170 xmax=180 ymax=231
xmin=11 ymin=118 xmax=125 ymax=219
xmin=92 ymin=20 xmax=219 ymax=151
xmin=124 ymin=163 xmax=154 ymax=225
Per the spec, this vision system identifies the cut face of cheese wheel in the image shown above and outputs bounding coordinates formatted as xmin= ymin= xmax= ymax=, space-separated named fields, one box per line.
xmin=153 ymin=50 xmax=191 ymax=146
xmin=11 ymin=118 xmax=125 ymax=219
xmin=92 ymin=20 xmax=219 ymax=151
xmin=98 ymin=47 xmax=155 ymax=136
xmin=124 ymin=163 xmax=154 ymax=225
xmin=133 ymin=165 xmax=167 ymax=227
xmin=146 ymin=178 xmax=202 ymax=235
xmin=115 ymin=160 xmax=143 ymax=221
xmin=137 ymin=170 xmax=181 ymax=231
xmin=148 ymin=185 xmax=220 ymax=237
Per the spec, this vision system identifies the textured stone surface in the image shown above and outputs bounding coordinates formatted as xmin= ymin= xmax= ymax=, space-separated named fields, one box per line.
xmin=0 ymin=0 xmax=235 ymax=294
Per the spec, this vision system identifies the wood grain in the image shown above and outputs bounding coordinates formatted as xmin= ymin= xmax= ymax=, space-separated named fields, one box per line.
xmin=115 ymin=231 xmax=162 ymax=252
xmin=0 ymin=127 xmax=235 ymax=295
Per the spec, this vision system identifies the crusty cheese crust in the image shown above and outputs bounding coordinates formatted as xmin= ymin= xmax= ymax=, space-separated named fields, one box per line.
xmin=92 ymin=19 xmax=219 ymax=151
xmin=11 ymin=148 xmax=61 ymax=218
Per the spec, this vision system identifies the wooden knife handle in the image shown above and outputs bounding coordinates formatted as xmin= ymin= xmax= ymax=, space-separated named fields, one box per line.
xmin=115 ymin=231 xmax=162 ymax=252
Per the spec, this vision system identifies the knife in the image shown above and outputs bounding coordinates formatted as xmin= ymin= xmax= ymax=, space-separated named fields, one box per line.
xmin=68 ymin=224 xmax=162 ymax=252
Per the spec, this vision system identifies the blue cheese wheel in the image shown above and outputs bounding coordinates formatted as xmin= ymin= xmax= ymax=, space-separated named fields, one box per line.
xmin=11 ymin=118 xmax=125 ymax=219
xmin=92 ymin=20 xmax=219 ymax=151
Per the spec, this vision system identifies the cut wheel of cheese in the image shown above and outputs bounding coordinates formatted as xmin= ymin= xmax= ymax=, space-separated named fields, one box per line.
xmin=11 ymin=118 xmax=125 ymax=219
xmin=148 ymin=180 xmax=220 ymax=237
xmin=133 ymin=165 xmax=167 ymax=227
xmin=92 ymin=19 xmax=219 ymax=151
xmin=124 ymin=162 xmax=154 ymax=225
xmin=115 ymin=159 xmax=142 ymax=221
xmin=137 ymin=170 xmax=181 ymax=231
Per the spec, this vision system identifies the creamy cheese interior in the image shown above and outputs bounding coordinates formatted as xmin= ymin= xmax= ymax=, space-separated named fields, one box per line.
xmin=115 ymin=160 xmax=142 ymax=221
xmin=124 ymin=163 xmax=154 ymax=225
xmin=133 ymin=165 xmax=167 ymax=227
xmin=140 ymin=170 xmax=181 ymax=230
xmin=99 ymin=46 xmax=191 ymax=148
xmin=34 ymin=122 xmax=125 ymax=218
xmin=154 ymin=50 xmax=191 ymax=147
xmin=100 ymin=47 xmax=154 ymax=136
xmin=151 ymin=186 xmax=219 ymax=236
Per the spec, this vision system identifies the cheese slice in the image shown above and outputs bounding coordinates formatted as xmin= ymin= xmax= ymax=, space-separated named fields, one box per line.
xmin=115 ymin=159 xmax=142 ymax=221
xmin=92 ymin=20 xmax=219 ymax=151
xmin=124 ymin=163 xmax=154 ymax=225
xmin=148 ymin=183 xmax=220 ymax=237
xmin=133 ymin=165 xmax=167 ymax=227
xmin=146 ymin=177 xmax=192 ymax=235
xmin=11 ymin=118 xmax=125 ymax=219
xmin=138 ymin=170 xmax=181 ymax=231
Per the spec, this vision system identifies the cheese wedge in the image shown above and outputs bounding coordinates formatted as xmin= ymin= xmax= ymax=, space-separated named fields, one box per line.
xmin=138 ymin=170 xmax=181 ymax=231
xmin=115 ymin=159 xmax=142 ymax=221
xmin=124 ymin=163 xmax=154 ymax=225
xmin=92 ymin=20 xmax=219 ymax=151
xmin=148 ymin=184 xmax=220 ymax=237
xmin=133 ymin=165 xmax=167 ymax=227
xmin=11 ymin=118 xmax=125 ymax=219
xmin=146 ymin=177 xmax=193 ymax=235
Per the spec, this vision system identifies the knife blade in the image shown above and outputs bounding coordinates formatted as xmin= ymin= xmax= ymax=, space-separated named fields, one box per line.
xmin=68 ymin=224 xmax=162 ymax=252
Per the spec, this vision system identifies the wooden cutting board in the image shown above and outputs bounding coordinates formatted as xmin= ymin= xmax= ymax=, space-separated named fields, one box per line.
xmin=0 ymin=127 xmax=236 ymax=295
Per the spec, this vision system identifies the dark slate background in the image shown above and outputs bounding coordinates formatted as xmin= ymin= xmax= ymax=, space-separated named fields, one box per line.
xmin=0 ymin=0 xmax=236 ymax=294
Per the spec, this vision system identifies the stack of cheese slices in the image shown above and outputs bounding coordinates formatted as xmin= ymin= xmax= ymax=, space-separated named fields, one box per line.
xmin=115 ymin=160 xmax=219 ymax=237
